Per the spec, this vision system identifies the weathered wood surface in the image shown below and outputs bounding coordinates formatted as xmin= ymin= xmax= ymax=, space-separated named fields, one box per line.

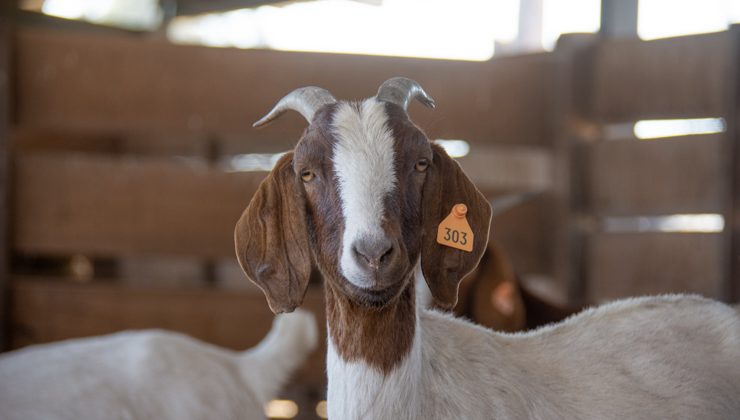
xmin=14 ymin=149 xmax=551 ymax=258
xmin=9 ymin=278 xmax=327 ymax=387
xmin=15 ymin=27 xmax=553 ymax=151
xmin=457 ymin=145 xmax=552 ymax=195
xmin=587 ymin=135 xmax=725 ymax=216
xmin=490 ymin=194 xmax=551 ymax=276
xmin=549 ymin=34 xmax=599 ymax=301
xmin=724 ymin=25 xmax=740 ymax=302
xmin=586 ymin=232 xmax=725 ymax=302
xmin=0 ymin=22 xmax=10 ymax=349
xmin=14 ymin=153 xmax=264 ymax=258
xmin=592 ymin=32 xmax=730 ymax=122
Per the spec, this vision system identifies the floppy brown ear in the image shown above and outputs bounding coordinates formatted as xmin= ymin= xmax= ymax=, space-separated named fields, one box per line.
xmin=234 ymin=152 xmax=312 ymax=314
xmin=421 ymin=143 xmax=492 ymax=309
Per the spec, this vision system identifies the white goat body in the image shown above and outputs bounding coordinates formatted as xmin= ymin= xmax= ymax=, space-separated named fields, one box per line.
xmin=0 ymin=310 xmax=317 ymax=420
xmin=329 ymin=292 xmax=740 ymax=419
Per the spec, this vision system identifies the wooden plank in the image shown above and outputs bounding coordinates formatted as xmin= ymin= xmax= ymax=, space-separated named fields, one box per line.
xmin=14 ymin=147 xmax=552 ymax=258
xmin=586 ymin=232 xmax=725 ymax=302
xmin=592 ymin=32 xmax=730 ymax=122
xmin=175 ymin=0 xmax=278 ymax=16
xmin=490 ymin=194 xmax=550 ymax=276
xmin=725 ymin=25 xmax=740 ymax=301
xmin=118 ymin=256 xmax=210 ymax=288
xmin=0 ymin=20 xmax=10 ymax=350
xmin=15 ymin=27 xmax=553 ymax=150
xmin=5 ymin=9 xmax=142 ymax=34
xmin=14 ymin=153 xmax=266 ymax=258
xmin=587 ymin=135 xmax=725 ymax=216
xmin=9 ymin=278 xmax=327 ymax=388
xmin=10 ymin=128 xmax=212 ymax=157
xmin=456 ymin=145 xmax=552 ymax=197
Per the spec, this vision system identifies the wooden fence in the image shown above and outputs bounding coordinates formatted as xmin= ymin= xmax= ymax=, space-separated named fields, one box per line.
xmin=551 ymin=30 xmax=739 ymax=303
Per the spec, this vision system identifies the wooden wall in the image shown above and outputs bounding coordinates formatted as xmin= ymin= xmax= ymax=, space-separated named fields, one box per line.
xmin=551 ymin=30 xmax=739 ymax=303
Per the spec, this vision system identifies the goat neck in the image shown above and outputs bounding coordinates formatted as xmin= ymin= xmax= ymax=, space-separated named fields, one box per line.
xmin=324 ymin=268 xmax=417 ymax=373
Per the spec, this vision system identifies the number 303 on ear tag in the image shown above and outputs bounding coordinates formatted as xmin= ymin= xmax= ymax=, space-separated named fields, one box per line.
xmin=437 ymin=204 xmax=474 ymax=252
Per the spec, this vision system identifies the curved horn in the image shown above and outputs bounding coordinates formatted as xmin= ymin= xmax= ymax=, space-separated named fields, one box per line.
xmin=376 ymin=77 xmax=436 ymax=111
xmin=253 ymin=87 xmax=336 ymax=128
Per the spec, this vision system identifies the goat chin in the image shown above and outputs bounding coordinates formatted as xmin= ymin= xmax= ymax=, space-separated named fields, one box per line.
xmin=0 ymin=309 xmax=317 ymax=420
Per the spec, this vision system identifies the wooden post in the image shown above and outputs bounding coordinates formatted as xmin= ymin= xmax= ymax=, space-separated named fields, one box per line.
xmin=0 ymin=21 xmax=10 ymax=350
xmin=550 ymin=34 xmax=599 ymax=303
xmin=503 ymin=0 xmax=544 ymax=54
xmin=600 ymin=0 xmax=638 ymax=39
xmin=726 ymin=25 xmax=740 ymax=302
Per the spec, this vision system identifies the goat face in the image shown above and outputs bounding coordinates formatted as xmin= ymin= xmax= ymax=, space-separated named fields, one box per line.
xmin=296 ymin=100 xmax=429 ymax=307
xmin=235 ymin=78 xmax=492 ymax=313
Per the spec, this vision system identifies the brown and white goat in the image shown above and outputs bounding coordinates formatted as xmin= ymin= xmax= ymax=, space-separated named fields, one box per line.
xmin=235 ymin=78 xmax=740 ymax=419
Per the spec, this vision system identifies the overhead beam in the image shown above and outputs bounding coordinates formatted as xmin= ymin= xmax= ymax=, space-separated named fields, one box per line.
xmin=175 ymin=0 xmax=299 ymax=16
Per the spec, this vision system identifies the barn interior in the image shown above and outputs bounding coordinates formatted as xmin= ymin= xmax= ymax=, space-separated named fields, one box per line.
xmin=0 ymin=1 xmax=738 ymax=419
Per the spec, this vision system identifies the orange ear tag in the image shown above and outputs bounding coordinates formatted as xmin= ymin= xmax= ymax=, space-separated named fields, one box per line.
xmin=436 ymin=204 xmax=474 ymax=252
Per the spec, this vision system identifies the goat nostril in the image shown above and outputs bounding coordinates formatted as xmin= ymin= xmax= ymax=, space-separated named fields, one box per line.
xmin=353 ymin=245 xmax=370 ymax=264
xmin=379 ymin=245 xmax=394 ymax=263
xmin=354 ymin=239 xmax=394 ymax=270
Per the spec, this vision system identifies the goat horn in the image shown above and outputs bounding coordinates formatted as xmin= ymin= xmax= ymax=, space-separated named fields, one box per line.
xmin=253 ymin=87 xmax=336 ymax=128
xmin=376 ymin=77 xmax=436 ymax=111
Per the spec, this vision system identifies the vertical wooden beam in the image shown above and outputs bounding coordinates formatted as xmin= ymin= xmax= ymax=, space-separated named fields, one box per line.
xmin=600 ymin=0 xmax=638 ymax=39
xmin=726 ymin=25 xmax=740 ymax=302
xmin=550 ymin=34 xmax=599 ymax=303
xmin=512 ymin=0 xmax=544 ymax=53
xmin=0 ymin=21 xmax=11 ymax=349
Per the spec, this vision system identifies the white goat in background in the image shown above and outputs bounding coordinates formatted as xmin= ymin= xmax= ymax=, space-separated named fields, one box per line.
xmin=0 ymin=310 xmax=317 ymax=420
xmin=236 ymin=77 xmax=740 ymax=420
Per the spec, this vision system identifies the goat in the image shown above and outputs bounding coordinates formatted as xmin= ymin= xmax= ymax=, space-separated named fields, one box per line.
xmin=235 ymin=77 xmax=740 ymax=420
xmin=0 ymin=309 xmax=317 ymax=420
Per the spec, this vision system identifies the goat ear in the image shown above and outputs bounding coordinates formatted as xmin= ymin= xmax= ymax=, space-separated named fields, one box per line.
xmin=420 ymin=143 xmax=492 ymax=309
xmin=234 ymin=152 xmax=312 ymax=314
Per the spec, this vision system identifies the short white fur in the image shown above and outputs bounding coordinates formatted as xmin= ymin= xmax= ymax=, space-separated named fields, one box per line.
xmin=0 ymin=310 xmax=318 ymax=420
xmin=332 ymin=99 xmax=396 ymax=288
xmin=327 ymin=265 xmax=740 ymax=419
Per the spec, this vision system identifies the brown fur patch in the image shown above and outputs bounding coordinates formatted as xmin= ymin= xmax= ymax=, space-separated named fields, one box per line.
xmin=325 ymin=275 xmax=416 ymax=374
xmin=314 ymin=103 xmax=423 ymax=372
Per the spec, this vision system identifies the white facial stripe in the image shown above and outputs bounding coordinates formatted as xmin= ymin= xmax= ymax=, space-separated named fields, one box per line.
xmin=332 ymin=99 xmax=396 ymax=287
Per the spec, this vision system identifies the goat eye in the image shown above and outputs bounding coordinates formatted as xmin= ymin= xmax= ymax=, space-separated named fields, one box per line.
xmin=415 ymin=159 xmax=429 ymax=172
xmin=300 ymin=170 xmax=315 ymax=182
